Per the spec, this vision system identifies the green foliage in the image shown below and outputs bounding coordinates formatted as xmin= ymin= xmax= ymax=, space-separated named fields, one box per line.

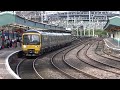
xmin=95 ymin=29 xmax=107 ymax=37
xmin=72 ymin=29 xmax=107 ymax=37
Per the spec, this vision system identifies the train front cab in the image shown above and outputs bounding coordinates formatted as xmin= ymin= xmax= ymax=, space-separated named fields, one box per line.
xmin=22 ymin=33 xmax=41 ymax=56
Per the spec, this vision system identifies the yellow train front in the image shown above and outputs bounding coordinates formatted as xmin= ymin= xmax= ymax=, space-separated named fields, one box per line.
xmin=22 ymin=30 xmax=41 ymax=56
xmin=22 ymin=30 xmax=72 ymax=56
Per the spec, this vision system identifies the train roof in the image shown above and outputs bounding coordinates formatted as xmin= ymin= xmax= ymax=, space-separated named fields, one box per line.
xmin=24 ymin=30 xmax=71 ymax=36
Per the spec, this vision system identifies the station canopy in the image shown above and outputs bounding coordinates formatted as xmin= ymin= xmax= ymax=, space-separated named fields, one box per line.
xmin=0 ymin=11 xmax=68 ymax=33
xmin=104 ymin=16 xmax=120 ymax=32
xmin=0 ymin=12 xmax=33 ymax=31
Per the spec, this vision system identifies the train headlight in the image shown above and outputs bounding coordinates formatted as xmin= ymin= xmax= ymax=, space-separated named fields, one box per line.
xmin=35 ymin=46 xmax=38 ymax=48
xmin=23 ymin=45 xmax=26 ymax=48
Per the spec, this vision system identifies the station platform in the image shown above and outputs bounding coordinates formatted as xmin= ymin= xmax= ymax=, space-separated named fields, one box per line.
xmin=103 ymin=38 xmax=120 ymax=50
xmin=0 ymin=47 xmax=21 ymax=79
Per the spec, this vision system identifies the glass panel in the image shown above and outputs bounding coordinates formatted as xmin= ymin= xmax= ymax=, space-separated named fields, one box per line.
xmin=23 ymin=34 xmax=40 ymax=45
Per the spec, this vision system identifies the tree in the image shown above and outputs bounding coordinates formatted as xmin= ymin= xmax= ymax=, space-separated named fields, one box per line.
xmin=95 ymin=29 xmax=107 ymax=37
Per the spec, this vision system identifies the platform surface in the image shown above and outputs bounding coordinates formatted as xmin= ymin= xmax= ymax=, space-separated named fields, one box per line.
xmin=104 ymin=38 xmax=120 ymax=50
xmin=0 ymin=47 xmax=21 ymax=79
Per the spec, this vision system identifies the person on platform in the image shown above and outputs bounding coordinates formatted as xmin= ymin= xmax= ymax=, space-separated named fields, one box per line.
xmin=10 ymin=39 xmax=12 ymax=48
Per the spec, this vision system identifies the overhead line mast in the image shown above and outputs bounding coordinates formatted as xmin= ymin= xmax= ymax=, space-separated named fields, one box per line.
xmin=89 ymin=11 xmax=91 ymax=36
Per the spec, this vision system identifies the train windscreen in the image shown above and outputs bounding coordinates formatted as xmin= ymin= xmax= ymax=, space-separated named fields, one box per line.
xmin=23 ymin=34 xmax=40 ymax=45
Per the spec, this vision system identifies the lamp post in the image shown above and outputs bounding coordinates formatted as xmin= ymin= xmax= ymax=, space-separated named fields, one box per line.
xmin=118 ymin=38 xmax=119 ymax=47
xmin=80 ymin=21 xmax=83 ymax=36
xmin=1 ymin=29 xmax=3 ymax=49
xmin=74 ymin=16 xmax=78 ymax=37
xmin=41 ymin=11 xmax=43 ymax=23
xmin=88 ymin=11 xmax=91 ymax=36
xmin=84 ymin=25 xmax=86 ymax=36
xmin=88 ymin=23 xmax=91 ymax=36
xmin=92 ymin=15 xmax=94 ymax=37
xmin=81 ymin=27 xmax=83 ymax=36
xmin=77 ymin=26 xmax=79 ymax=37
xmin=35 ymin=11 xmax=37 ymax=21
xmin=66 ymin=11 xmax=69 ymax=29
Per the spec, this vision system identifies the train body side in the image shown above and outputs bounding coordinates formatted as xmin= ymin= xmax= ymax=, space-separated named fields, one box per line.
xmin=22 ymin=30 xmax=72 ymax=56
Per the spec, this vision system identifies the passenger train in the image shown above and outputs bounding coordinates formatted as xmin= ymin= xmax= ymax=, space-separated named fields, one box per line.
xmin=22 ymin=30 xmax=72 ymax=56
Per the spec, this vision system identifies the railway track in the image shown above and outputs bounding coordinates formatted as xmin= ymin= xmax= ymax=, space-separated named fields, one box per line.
xmin=34 ymin=38 xmax=93 ymax=79
xmin=87 ymin=42 xmax=120 ymax=70
xmin=15 ymin=38 xmax=89 ymax=79
xmin=63 ymin=42 xmax=99 ymax=79
xmin=11 ymin=37 xmax=120 ymax=79
xmin=50 ymin=40 xmax=96 ymax=79
xmin=101 ymin=41 xmax=120 ymax=60
xmin=70 ymin=39 xmax=120 ymax=79
xmin=89 ymin=41 xmax=120 ymax=71
xmin=16 ymin=57 xmax=43 ymax=79
xmin=64 ymin=41 xmax=104 ymax=79
xmin=85 ymin=40 xmax=120 ymax=77
xmin=95 ymin=41 xmax=120 ymax=63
